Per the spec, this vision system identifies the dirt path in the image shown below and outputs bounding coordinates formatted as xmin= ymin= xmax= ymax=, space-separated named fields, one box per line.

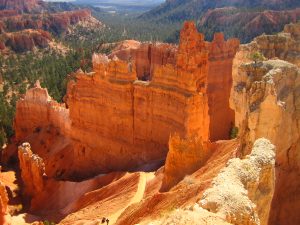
xmin=110 ymin=172 xmax=147 ymax=224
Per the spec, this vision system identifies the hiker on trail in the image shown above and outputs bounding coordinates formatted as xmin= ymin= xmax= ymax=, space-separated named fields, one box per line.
xmin=101 ymin=217 xmax=106 ymax=223
xmin=106 ymin=218 xmax=110 ymax=225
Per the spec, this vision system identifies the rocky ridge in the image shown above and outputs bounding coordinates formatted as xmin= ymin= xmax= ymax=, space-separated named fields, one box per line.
xmin=0 ymin=0 xmax=40 ymax=12
xmin=3 ymin=29 xmax=52 ymax=52
xmin=150 ymin=138 xmax=275 ymax=225
xmin=18 ymin=143 xmax=46 ymax=201
xmin=109 ymin=40 xmax=177 ymax=81
xmin=0 ymin=8 xmax=103 ymax=52
xmin=199 ymin=7 xmax=300 ymax=43
xmin=200 ymin=138 xmax=275 ymax=225
xmin=161 ymin=134 xmax=211 ymax=191
xmin=140 ymin=0 xmax=300 ymax=21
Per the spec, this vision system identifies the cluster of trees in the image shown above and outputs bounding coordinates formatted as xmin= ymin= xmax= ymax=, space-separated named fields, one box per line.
xmin=91 ymin=11 xmax=182 ymax=43
xmin=0 ymin=47 xmax=93 ymax=147
xmin=0 ymin=92 xmax=15 ymax=146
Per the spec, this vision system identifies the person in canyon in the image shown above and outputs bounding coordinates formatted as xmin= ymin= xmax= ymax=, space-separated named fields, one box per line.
xmin=101 ymin=217 xmax=109 ymax=224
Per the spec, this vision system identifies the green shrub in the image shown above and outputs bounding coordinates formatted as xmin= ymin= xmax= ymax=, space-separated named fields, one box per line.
xmin=250 ymin=51 xmax=266 ymax=64
xmin=230 ymin=126 xmax=239 ymax=139
xmin=43 ymin=221 xmax=56 ymax=225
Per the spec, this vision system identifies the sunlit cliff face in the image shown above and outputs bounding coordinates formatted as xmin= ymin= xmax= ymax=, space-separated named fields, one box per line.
xmin=10 ymin=21 xmax=239 ymax=180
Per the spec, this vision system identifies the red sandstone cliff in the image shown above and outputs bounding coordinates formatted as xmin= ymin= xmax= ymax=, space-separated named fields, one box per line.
xmin=161 ymin=134 xmax=211 ymax=191
xmin=18 ymin=143 xmax=46 ymax=200
xmin=0 ymin=40 xmax=4 ymax=50
xmin=0 ymin=0 xmax=40 ymax=12
xmin=0 ymin=9 xmax=95 ymax=34
xmin=110 ymin=22 xmax=239 ymax=141
xmin=9 ymin=22 xmax=239 ymax=179
xmin=0 ymin=169 xmax=11 ymax=225
xmin=4 ymin=29 xmax=52 ymax=52
xmin=0 ymin=9 xmax=102 ymax=52
xmin=109 ymin=40 xmax=177 ymax=81
xmin=0 ymin=9 xmax=18 ymax=18
xmin=206 ymin=33 xmax=239 ymax=141
xmin=199 ymin=7 xmax=300 ymax=43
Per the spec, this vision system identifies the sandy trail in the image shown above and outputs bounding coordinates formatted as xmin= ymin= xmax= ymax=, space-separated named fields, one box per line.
xmin=110 ymin=172 xmax=147 ymax=224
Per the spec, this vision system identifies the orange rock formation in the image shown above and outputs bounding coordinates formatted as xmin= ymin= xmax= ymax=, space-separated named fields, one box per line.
xmin=18 ymin=143 xmax=46 ymax=201
xmin=110 ymin=24 xmax=239 ymax=141
xmin=110 ymin=41 xmax=177 ymax=81
xmin=0 ymin=169 xmax=11 ymax=225
xmin=17 ymin=142 xmax=155 ymax=224
xmin=10 ymin=21 xmax=239 ymax=180
xmin=0 ymin=9 xmax=103 ymax=52
xmin=206 ymin=33 xmax=239 ymax=141
xmin=161 ymin=134 xmax=211 ymax=191
xmin=148 ymin=138 xmax=275 ymax=225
